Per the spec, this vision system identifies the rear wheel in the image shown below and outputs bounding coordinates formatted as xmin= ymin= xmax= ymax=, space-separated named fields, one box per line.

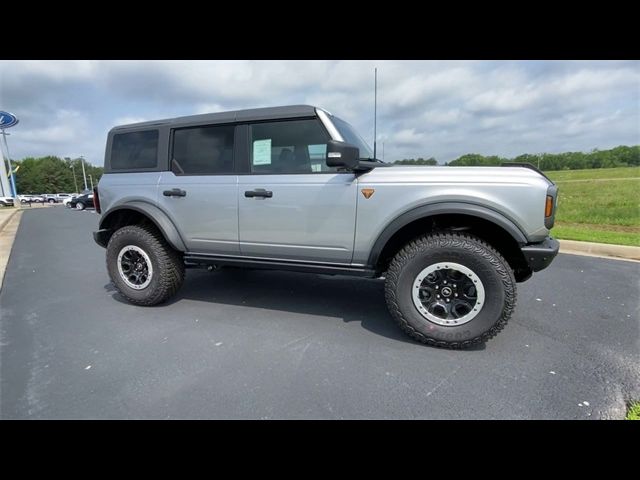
xmin=106 ymin=224 xmax=185 ymax=306
xmin=48 ymin=198 xmax=55 ymax=204
xmin=384 ymin=232 xmax=516 ymax=349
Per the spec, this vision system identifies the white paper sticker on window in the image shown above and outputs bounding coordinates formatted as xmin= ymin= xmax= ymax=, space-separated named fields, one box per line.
xmin=253 ymin=139 xmax=272 ymax=165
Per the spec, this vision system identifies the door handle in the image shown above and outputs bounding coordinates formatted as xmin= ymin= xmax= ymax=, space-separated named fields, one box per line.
xmin=244 ymin=189 xmax=273 ymax=198
xmin=163 ymin=188 xmax=187 ymax=197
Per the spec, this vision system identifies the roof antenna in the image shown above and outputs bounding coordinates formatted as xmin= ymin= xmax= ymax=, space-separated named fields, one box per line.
xmin=373 ymin=67 xmax=377 ymax=160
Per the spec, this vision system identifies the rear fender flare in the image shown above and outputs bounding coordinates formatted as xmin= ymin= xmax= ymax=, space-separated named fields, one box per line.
xmin=99 ymin=201 xmax=187 ymax=252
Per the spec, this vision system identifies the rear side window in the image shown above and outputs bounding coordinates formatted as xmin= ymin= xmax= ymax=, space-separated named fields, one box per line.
xmin=111 ymin=130 xmax=159 ymax=170
xmin=171 ymin=125 xmax=235 ymax=175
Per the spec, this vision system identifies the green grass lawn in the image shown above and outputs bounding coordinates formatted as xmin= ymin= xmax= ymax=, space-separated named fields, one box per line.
xmin=546 ymin=167 xmax=640 ymax=246
xmin=626 ymin=402 xmax=640 ymax=420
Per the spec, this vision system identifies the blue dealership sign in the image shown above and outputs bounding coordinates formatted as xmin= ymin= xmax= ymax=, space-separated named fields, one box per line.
xmin=0 ymin=111 xmax=19 ymax=129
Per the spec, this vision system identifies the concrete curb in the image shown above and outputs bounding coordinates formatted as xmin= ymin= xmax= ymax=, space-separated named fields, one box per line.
xmin=2 ymin=208 xmax=638 ymax=263
xmin=0 ymin=210 xmax=23 ymax=291
xmin=559 ymin=239 xmax=640 ymax=262
xmin=0 ymin=208 xmax=19 ymax=233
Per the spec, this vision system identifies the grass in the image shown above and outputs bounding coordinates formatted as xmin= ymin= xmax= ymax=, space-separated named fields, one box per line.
xmin=546 ymin=167 xmax=640 ymax=246
xmin=546 ymin=166 xmax=640 ymax=182
xmin=626 ymin=402 xmax=640 ymax=420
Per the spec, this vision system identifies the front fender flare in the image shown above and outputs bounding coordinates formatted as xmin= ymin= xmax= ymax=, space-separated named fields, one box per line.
xmin=367 ymin=202 xmax=528 ymax=267
xmin=98 ymin=201 xmax=187 ymax=251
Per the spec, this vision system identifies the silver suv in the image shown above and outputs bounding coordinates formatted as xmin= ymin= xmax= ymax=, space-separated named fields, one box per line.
xmin=93 ymin=105 xmax=559 ymax=348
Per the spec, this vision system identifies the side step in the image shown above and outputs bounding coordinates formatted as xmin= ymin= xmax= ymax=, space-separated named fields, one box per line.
xmin=183 ymin=253 xmax=377 ymax=278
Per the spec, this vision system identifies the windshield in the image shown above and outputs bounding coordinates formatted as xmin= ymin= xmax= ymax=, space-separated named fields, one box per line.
xmin=330 ymin=116 xmax=374 ymax=160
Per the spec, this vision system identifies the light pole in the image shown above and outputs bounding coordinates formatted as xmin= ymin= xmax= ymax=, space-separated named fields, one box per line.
xmin=80 ymin=155 xmax=88 ymax=192
xmin=88 ymin=174 xmax=94 ymax=191
xmin=65 ymin=157 xmax=79 ymax=193
xmin=71 ymin=163 xmax=79 ymax=193
xmin=1 ymin=129 xmax=17 ymax=197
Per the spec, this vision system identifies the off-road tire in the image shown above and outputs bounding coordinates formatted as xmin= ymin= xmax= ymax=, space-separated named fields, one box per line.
xmin=106 ymin=224 xmax=185 ymax=306
xmin=384 ymin=232 xmax=516 ymax=349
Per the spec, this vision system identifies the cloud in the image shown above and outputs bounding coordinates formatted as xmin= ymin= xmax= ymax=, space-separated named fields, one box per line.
xmin=112 ymin=116 xmax=150 ymax=126
xmin=0 ymin=60 xmax=638 ymax=165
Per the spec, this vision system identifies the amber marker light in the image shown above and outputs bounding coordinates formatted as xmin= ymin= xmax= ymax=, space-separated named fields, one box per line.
xmin=545 ymin=195 xmax=554 ymax=217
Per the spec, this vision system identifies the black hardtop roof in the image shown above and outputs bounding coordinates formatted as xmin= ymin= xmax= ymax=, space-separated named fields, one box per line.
xmin=111 ymin=105 xmax=320 ymax=131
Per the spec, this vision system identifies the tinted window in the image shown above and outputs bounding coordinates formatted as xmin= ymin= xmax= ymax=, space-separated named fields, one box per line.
xmin=111 ymin=130 xmax=158 ymax=170
xmin=172 ymin=125 xmax=235 ymax=175
xmin=250 ymin=119 xmax=334 ymax=174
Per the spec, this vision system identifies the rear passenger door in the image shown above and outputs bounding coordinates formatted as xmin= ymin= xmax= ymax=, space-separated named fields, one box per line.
xmin=157 ymin=123 xmax=239 ymax=254
xmin=237 ymin=118 xmax=358 ymax=263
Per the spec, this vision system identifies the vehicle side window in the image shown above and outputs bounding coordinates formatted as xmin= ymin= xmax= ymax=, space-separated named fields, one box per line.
xmin=171 ymin=125 xmax=235 ymax=175
xmin=249 ymin=119 xmax=336 ymax=174
xmin=111 ymin=130 xmax=159 ymax=170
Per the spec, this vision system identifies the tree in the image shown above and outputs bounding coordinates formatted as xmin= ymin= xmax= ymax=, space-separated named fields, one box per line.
xmin=14 ymin=156 xmax=103 ymax=194
xmin=446 ymin=145 xmax=639 ymax=171
xmin=393 ymin=157 xmax=438 ymax=165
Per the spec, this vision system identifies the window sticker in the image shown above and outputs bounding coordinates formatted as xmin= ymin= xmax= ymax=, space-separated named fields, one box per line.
xmin=253 ymin=139 xmax=272 ymax=165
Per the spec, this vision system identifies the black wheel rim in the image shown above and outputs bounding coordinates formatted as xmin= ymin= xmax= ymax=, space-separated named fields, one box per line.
xmin=412 ymin=262 xmax=485 ymax=326
xmin=117 ymin=245 xmax=153 ymax=289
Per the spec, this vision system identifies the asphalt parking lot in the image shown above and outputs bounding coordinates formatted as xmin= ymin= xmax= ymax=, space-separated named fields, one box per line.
xmin=1 ymin=207 xmax=638 ymax=419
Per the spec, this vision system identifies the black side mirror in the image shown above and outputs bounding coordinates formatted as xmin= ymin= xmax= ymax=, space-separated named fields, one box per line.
xmin=326 ymin=140 xmax=359 ymax=170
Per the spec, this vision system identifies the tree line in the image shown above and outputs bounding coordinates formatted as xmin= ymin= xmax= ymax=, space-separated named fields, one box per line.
xmin=393 ymin=157 xmax=438 ymax=165
xmin=12 ymin=156 xmax=104 ymax=194
xmin=393 ymin=145 xmax=640 ymax=170
xmin=8 ymin=145 xmax=639 ymax=194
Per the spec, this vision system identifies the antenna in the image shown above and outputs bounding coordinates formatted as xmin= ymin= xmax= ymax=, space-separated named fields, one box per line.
xmin=373 ymin=67 xmax=377 ymax=160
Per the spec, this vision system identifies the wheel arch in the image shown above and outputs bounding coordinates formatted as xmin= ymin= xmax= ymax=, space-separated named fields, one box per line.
xmin=97 ymin=202 xmax=187 ymax=252
xmin=368 ymin=202 xmax=532 ymax=282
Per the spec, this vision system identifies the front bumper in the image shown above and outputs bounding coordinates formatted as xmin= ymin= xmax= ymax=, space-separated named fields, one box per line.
xmin=521 ymin=236 xmax=559 ymax=272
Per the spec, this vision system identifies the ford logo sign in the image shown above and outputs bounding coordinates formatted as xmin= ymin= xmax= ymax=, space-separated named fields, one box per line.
xmin=0 ymin=111 xmax=19 ymax=129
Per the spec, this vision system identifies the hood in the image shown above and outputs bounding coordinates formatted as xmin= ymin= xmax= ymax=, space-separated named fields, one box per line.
xmin=363 ymin=165 xmax=552 ymax=187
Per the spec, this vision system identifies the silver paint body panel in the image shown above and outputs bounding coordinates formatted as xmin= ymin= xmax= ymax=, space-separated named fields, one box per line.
xmin=98 ymin=105 xmax=552 ymax=268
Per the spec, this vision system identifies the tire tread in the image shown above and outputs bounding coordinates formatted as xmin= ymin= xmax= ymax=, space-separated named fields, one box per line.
xmin=107 ymin=224 xmax=185 ymax=306
xmin=384 ymin=232 xmax=516 ymax=349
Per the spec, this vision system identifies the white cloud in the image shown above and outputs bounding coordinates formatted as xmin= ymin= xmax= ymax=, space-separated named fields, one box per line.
xmin=392 ymin=128 xmax=427 ymax=147
xmin=0 ymin=60 xmax=638 ymax=164
xmin=113 ymin=116 xmax=150 ymax=126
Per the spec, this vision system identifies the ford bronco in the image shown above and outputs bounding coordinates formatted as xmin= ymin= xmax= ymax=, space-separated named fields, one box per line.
xmin=93 ymin=105 xmax=559 ymax=348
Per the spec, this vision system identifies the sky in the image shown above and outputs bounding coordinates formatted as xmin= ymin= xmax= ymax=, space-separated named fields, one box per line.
xmin=0 ymin=60 xmax=638 ymax=166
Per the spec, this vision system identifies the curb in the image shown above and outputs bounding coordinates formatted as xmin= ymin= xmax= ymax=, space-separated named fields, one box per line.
xmin=0 ymin=208 xmax=19 ymax=233
xmin=2 ymin=208 xmax=638 ymax=262
xmin=558 ymin=239 xmax=640 ymax=262
xmin=0 ymin=209 xmax=22 ymax=291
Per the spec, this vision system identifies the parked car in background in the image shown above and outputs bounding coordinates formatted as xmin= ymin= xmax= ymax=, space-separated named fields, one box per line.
xmin=31 ymin=195 xmax=45 ymax=203
xmin=0 ymin=196 xmax=15 ymax=207
xmin=17 ymin=195 xmax=33 ymax=204
xmin=56 ymin=193 xmax=74 ymax=203
xmin=69 ymin=193 xmax=94 ymax=210
xmin=63 ymin=194 xmax=80 ymax=207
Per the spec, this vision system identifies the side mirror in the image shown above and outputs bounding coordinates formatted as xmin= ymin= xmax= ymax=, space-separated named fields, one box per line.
xmin=326 ymin=140 xmax=359 ymax=170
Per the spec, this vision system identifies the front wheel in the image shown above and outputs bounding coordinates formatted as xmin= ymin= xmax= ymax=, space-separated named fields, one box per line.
xmin=48 ymin=198 xmax=55 ymax=204
xmin=106 ymin=225 xmax=185 ymax=306
xmin=75 ymin=202 xmax=85 ymax=210
xmin=384 ymin=233 xmax=516 ymax=349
